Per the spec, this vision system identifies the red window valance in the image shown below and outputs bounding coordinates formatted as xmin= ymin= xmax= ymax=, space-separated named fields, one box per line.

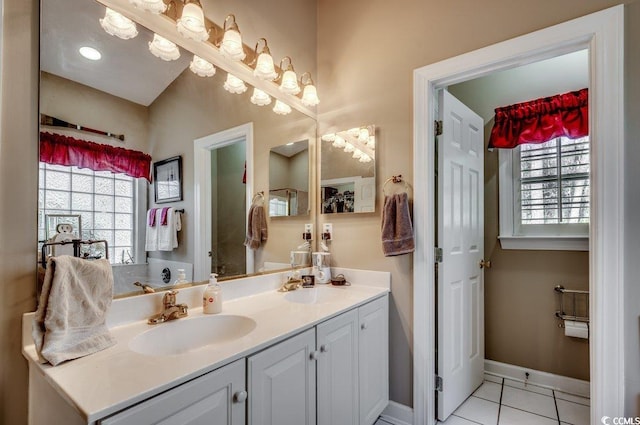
xmin=488 ymin=88 xmax=588 ymax=149
xmin=39 ymin=132 xmax=152 ymax=181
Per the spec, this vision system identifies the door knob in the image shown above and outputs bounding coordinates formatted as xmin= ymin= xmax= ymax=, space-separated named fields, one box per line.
xmin=310 ymin=351 xmax=319 ymax=361
xmin=479 ymin=259 xmax=492 ymax=269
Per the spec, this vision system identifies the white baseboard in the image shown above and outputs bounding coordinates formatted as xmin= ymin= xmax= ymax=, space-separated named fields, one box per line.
xmin=484 ymin=359 xmax=590 ymax=397
xmin=380 ymin=401 xmax=414 ymax=425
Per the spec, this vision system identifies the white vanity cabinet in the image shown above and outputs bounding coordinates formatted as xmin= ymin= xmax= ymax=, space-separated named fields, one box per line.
xmin=316 ymin=295 xmax=389 ymax=425
xmin=99 ymin=359 xmax=246 ymax=425
xmin=248 ymin=328 xmax=317 ymax=425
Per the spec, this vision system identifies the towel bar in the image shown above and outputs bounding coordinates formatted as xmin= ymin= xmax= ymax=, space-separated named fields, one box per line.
xmin=40 ymin=239 xmax=109 ymax=269
xmin=555 ymin=284 xmax=589 ymax=324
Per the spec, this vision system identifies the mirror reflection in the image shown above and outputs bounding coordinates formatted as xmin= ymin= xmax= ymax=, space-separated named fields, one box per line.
xmin=320 ymin=125 xmax=376 ymax=213
xmin=38 ymin=0 xmax=317 ymax=297
xmin=269 ymin=140 xmax=310 ymax=217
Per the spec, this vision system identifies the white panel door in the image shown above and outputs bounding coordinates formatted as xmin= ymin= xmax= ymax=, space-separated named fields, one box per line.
xmin=248 ymin=328 xmax=316 ymax=425
xmin=437 ymin=90 xmax=485 ymax=421
xmin=317 ymin=309 xmax=359 ymax=425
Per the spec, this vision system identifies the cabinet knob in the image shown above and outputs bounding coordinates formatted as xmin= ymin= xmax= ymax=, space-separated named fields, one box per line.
xmin=320 ymin=344 xmax=329 ymax=353
xmin=310 ymin=350 xmax=319 ymax=361
xmin=233 ymin=390 xmax=248 ymax=403
xmin=361 ymin=323 xmax=368 ymax=330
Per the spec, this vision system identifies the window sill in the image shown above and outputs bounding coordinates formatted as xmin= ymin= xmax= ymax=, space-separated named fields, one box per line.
xmin=498 ymin=236 xmax=589 ymax=251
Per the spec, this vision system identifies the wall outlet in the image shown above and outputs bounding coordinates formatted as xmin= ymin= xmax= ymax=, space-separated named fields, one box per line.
xmin=303 ymin=223 xmax=313 ymax=241
xmin=323 ymin=223 xmax=333 ymax=241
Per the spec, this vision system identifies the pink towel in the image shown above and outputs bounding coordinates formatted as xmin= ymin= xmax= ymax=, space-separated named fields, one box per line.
xmin=381 ymin=192 xmax=415 ymax=256
xmin=160 ymin=207 xmax=171 ymax=226
xmin=147 ymin=208 xmax=158 ymax=226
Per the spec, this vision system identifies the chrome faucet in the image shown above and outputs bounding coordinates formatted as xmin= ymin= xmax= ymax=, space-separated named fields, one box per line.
xmin=148 ymin=290 xmax=188 ymax=324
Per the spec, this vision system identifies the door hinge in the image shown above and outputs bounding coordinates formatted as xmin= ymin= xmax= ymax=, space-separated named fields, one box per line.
xmin=435 ymin=247 xmax=443 ymax=263
xmin=435 ymin=375 xmax=443 ymax=392
xmin=434 ymin=120 xmax=443 ymax=137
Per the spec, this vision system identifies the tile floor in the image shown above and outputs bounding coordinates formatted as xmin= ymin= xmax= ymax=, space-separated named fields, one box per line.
xmin=439 ymin=373 xmax=590 ymax=425
xmin=374 ymin=373 xmax=590 ymax=425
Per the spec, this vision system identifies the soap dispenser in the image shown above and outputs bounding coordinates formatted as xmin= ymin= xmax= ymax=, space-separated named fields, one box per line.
xmin=174 ymin=268 xmax=189 ymax=285
xmin=203 ymin=273 xmax=222 ymax=314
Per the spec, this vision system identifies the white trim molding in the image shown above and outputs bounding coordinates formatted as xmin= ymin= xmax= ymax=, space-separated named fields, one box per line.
xmin=193 ymin=123 xmax=254 ymax=282
xmin=413 ymin=5 xmax=624 ymax=425
xmin=380 ymin=401 xmax=414 ymax=425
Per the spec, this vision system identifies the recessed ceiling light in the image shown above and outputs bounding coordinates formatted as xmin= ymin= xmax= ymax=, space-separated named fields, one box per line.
xmin=79 ymin=46 xmax=102 ymax=61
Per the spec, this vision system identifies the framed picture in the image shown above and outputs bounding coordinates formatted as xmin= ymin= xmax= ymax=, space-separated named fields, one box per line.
xmin=154 ymin=156 xmax=182 ymax=203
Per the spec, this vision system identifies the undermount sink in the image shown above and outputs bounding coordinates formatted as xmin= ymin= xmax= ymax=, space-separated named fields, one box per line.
xmin=283 ymin=286 xmax=345 ymax=305
xmin=129 ymin=314 xmax=257 ymax=356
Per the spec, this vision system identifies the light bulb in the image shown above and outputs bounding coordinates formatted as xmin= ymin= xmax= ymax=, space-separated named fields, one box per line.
xmin=358 ymin=128 xmax=370 ymax=142
xmin=176 ymin=1 xmax=209 ymax=41
xmin=301 ymin=84 xmax=320 ymax=106
xmin=353 ymin=149 xmax=363 ymax=159
xmin=100 ymin=8 xmax=138 ymax=40
xmin=279 ymin=70 xmax=300 ymax=95
xmin=254 ymin=53 xmax=278 ymax=80
xmin=220 ymin=29 xmax=246 ymax=61
xmin=321 ymin=133 xmax=336 ymax=142
xmin=128 ymin=0 xmax=167 ymax=14
xmin=250 ymin=88 xmax=272 ymax=106
xmin=273 ymin=100 xmax=292 ymax=115
xmin=223 ymin=73 xmax=247 ymax=94
xmin=333 ymin=135 xmax=346 ymax=148
xmin=189 ymin=55 xmax=215 ymax=77
xmin=344 ymin=143 xmax=355 ymax=153
xmin=148 ymin=34 xmax=180 ymax=61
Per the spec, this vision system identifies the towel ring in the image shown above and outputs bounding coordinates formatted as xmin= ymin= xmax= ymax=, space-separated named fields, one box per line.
xmin=251 ymin=191 xmax=265 ymax=205
xmin=383 ymin=175 xmax=411 ymax=196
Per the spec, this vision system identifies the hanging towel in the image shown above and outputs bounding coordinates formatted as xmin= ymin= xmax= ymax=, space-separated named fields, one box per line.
xmin=160 ymin=207 xmax=171 ymax=226
xmin=157 ymin=208 xmax=181 ymax=251
xmin=381 ymin=192 xmax=415 ymax=256
xmin=244 ymin=204 xmax=268 ymax=250
xmin=32 ymin=256 xmax=116 ymax=366
xmin=145 ymin=208 xmax=160 ymax=251
xmin=147 ymin=208 xmax=158 ymax=226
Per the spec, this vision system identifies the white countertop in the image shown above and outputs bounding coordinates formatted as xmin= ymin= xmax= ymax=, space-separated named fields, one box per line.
xmin=23 ymin=268 xmax=390 ymax=423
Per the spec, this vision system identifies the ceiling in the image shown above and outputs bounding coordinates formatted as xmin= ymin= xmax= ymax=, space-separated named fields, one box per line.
xmin=41 ymin=0 xmax=191 ymax=106
xmin=271 ymin=140 xmax=308 ymax=157
xmin=448 ymin=49 xmax=589 ymax=123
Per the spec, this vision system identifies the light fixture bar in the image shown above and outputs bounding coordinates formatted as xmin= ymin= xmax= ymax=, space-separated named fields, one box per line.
xmin=95 ymin=0 xmax=318 ymax=119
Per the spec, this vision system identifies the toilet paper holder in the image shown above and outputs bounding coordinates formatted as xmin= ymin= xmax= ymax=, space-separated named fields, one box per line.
xmin=554 ymin=285 xmax=589 ymax=327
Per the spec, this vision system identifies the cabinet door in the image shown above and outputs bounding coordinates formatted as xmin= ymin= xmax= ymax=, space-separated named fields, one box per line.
xmin=248 ymin=328 xmax=316 ymax=425
xmin=359 ymin=295 xmax=389 ymax=425
xmin=100 ymin=359 xmax=246 ymax=425
xmin=317 ymin=309 xmax=359 ymax=425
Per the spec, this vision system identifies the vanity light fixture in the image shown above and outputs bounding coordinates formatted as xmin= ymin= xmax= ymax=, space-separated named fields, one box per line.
xmin=223 ymin=73 xmax=248 ymax=94
xmin=300 ymin=72 xmax=320 ymax=107
xmin=278 ymin=57 xmax=300 ymax=95
xmin=333 ymin=135 xmax=346 ymax=148
xmin=219 ymin=15 xmax=246 ymax=61
xmin=344 ymin=142 xmax=355 ymax=153
xmin=190 ymin=54 xmax=216 ymax=77
xmin=252 ymin=38 xmax=278 ymax=81
xmin=250 ymin=88 xmax=272 ymax=106
xmin=100 ymin=8 xmax=138 ymax=39
xmin=149 ymin=33 xmax=181 ymax=61
xmin=79 ymin=46 xmax=102 ymax=61
xmin=321 ymin=133 xmax=336 ymax=142
xmin=273 ymin=100 xmax=292 ymax=115
xmin=176 ymin=0 xmax=209 ymax=41
xmin=128 ymin=0 xmax=167 ymax=14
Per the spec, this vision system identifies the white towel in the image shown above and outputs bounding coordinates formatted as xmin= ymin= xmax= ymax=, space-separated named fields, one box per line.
xmin=145 ymin=208 xmax=159 ymax=251
xmin=157 ymin=208 xmax=182 ymax=251
xmin=32 ymin=256 xmax=116 ymax=366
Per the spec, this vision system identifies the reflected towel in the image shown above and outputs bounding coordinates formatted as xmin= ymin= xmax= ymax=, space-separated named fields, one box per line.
xmin=32 ymin=256 xmax=115 ymax=366
xmin=145 ymin=209 xmax=160 ymax=251
xmin=244 ymin=205 xmax=268 ymax=250
xmin=381 ymin=192 xmax=415 ymax=256
xmin=158 ymin=208 xmax=181 ymax=251
xmin=160 ymin=207 xmax=170 ymax=226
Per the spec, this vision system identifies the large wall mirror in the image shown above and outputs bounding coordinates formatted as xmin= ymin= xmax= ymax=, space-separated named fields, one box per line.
xmin=38 ymin=0 xmax=317 ymax=296
xmin=269 ymin=140 xmax=310 ymax=217
xmin=320 ymin=125 xmax=376 ymax=213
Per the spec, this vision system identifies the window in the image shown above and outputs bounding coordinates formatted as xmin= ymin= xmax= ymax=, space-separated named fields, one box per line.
xmin=39 ymin=162 xmax=139 ymax=264
xmin=498 ymin=136 xmax=590 ymax=250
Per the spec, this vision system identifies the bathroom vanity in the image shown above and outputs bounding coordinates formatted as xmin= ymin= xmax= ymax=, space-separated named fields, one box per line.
xmin=23 ymin=268 xmax=390 ymax=425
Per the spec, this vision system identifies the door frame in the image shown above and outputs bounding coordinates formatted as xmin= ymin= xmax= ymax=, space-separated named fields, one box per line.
xmin=194 ymin=123 xmax=254 ymax=281
xmin=413 ymin=6 xmax=624 ymax=425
